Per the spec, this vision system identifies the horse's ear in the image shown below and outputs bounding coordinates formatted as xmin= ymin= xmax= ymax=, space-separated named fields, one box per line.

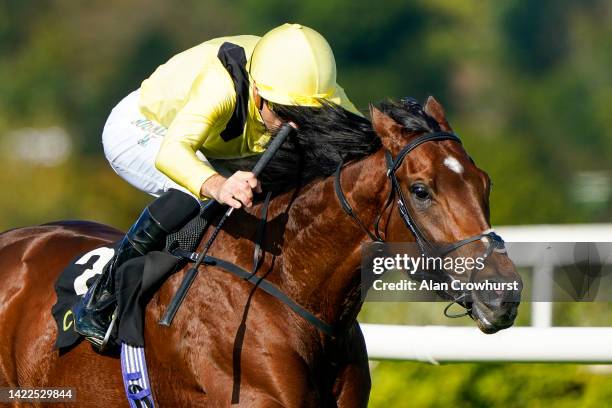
xmin=424 ymin=96 xmax=453 ymax=132
xmin=369 ymin=103 xmax=403 ymax=152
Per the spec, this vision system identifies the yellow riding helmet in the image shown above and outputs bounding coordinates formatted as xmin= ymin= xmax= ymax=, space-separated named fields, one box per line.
xmin=249 ymin=23 xmax=340 ymax=107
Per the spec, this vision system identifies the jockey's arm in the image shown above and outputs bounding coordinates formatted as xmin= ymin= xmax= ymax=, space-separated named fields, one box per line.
xmin=154 ymin=70 xmax=258 ymax=208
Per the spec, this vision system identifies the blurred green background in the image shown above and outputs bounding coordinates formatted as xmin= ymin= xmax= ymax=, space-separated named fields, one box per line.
xmin=1 ymin=0 xmax=610 ymax=406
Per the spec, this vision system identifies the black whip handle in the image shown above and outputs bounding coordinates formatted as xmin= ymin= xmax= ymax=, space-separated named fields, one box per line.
xmin=251 ymin=124 xmax=293 ymax=177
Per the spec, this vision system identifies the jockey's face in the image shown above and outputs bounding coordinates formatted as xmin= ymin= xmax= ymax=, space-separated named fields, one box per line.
xmin=260 ymin=100 xmax=284 ymax=131
xmin=253 ymin=86 xmax=282 ymax=131
xmin=253 ymin=86 xmax=299 ymax=132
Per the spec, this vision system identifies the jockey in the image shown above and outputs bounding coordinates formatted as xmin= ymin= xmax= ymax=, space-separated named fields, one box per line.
xmin=73 ymin=23 xmax=361 ymax=346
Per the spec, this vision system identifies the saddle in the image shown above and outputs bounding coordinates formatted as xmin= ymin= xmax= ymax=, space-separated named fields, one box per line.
xmin=50 ymin=201 xmax=222 ymax=407
xmin=52 ymin=200 xmax=222 ymax=351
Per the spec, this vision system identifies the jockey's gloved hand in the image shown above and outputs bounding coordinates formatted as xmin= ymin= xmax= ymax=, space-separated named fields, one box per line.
xmin=201 ymin=171 xmax=261 ymax=209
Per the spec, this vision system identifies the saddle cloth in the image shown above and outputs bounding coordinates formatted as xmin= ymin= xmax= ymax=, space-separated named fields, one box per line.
xmin=52 ymin=210 xmax=209 ymax=350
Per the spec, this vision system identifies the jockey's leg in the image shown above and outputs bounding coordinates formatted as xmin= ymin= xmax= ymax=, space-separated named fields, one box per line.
xmin=73 ymin=188 xmax=200 ymax=346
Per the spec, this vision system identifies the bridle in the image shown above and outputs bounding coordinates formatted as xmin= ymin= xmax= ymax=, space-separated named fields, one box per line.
xmin=334 ymin=130 xmax=506 ymax=317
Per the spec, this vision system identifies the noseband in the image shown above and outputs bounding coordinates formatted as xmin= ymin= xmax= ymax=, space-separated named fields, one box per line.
xmin=334 ymin=131 xmax=505 ymax=317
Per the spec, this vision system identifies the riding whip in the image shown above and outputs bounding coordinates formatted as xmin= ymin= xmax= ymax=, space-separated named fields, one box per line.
xmin=159 ymin=124 xmax=294 ymax=326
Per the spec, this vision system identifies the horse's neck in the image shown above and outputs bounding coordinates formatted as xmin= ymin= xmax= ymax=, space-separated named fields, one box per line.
xmin=280 ymin=149 xmax=390 ymax=329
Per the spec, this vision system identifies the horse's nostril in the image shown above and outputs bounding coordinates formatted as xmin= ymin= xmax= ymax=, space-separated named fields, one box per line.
xmin=476 ymin=279 xmax=517 ymax=308
xmin=477 ymin=279 xmax=522 ymax=309
xmin=482 ymin=293 xmax=502 ymax=309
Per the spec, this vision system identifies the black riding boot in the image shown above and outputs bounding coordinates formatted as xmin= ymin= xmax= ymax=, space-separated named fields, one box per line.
xmin=73 ymin=189 xmax=200 ymax=349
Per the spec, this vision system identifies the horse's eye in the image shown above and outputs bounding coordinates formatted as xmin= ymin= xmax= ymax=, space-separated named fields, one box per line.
xmin=410 ymin=184 xmax=430 ymax=201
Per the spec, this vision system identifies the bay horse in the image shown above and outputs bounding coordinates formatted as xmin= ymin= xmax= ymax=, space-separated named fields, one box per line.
xmin=0 ymin=97 xmax=522 ymax=407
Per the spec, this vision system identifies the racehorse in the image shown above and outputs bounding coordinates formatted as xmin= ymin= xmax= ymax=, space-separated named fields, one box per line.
xmin=0 ymin=97 xmax=522 ymax=407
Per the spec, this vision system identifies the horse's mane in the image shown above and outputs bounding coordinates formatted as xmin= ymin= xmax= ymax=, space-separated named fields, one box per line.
xmin=209 ymin=97 xmax=439 ymax=193
xmin=377 ymin=97 xmax=441 ymax=135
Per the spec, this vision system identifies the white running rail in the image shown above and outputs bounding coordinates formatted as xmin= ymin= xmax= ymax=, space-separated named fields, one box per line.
xmin=361 ymin=324 xmax=612 ymax=363
xmin=362 ymin=224 xmax=612 ymax=363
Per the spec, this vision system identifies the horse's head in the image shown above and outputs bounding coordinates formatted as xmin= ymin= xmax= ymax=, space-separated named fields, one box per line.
xmin=371 ymin=96 xmax=522 ymax=334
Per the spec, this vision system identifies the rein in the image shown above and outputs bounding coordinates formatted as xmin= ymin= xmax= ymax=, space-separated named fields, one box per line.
xmin=334 ymin=131 xmax=505 ymax=317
